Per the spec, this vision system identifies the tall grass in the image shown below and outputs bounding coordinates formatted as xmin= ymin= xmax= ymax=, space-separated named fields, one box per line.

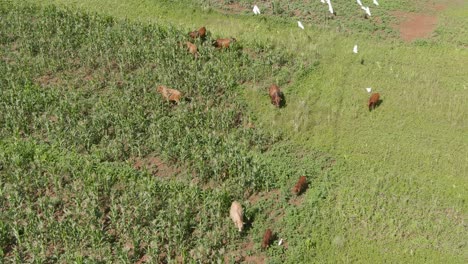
xmin=0 ymin=3 xmax=329 ymax=262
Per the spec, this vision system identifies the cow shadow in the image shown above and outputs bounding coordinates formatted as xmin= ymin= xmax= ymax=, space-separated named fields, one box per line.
xmin=279 ymin=92 xmax=287 ymax=108
xmin=369 ymin=99 xmax=383 ymax=111
xmin=376 ymin=99 xmax=383 ymax=107
xmin=242 ymin=208 xmax=259 ymax=235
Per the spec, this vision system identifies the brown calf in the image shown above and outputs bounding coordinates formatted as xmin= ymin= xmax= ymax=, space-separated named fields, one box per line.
xmin=213 ymin=38 xmax=237 ymax=49
xmin=292 ymin=176 xmax=307 ymax=195
xmin=189 ymin=26 xmax=207 ymax=40
xmin=368 ymin=93 xmax=380 ymax=111
xmin=269 ymin=84 xmax=283 ymax=108
xmin=186 ymin=42 xmax=197 ymax=57
xmin=262 ymin=229 xmax=273 ymax=249
xmin=157 ymin=85 xmax=182 ymax=104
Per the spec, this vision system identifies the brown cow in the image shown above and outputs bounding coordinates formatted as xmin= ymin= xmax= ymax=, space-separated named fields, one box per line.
xmin=269 ymin=84 xmax=283 ymax=108
xmin=262 ymin=229 xmax=273 ymax=249
xmin=186 ymin=42 xmax=197 ymax=57
xmin=189 ymin=26 xmax=207 ymax=40
xmin=213 ymin=38 xmax=237 ymax=49
xmin=292 ymin=176 xmax=307 ymax=195
xmin=157 ymin=85 xmax=182 ymax=104
xmin=368 ymin=93 xmax=380 ymax=111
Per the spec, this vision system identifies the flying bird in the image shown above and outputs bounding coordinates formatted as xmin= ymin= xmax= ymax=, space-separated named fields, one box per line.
xmin=353 ymin=45 xmax=358 ymax=54
xmin=366 ymin=88 xmax=372 ymax=93
xmin=373 ymin=0 xmax=379 ymax=6
xmin=253 ymin=5 xmax=261 ymax=15
xmin=298 ymin=21 xmax=304 ymax=29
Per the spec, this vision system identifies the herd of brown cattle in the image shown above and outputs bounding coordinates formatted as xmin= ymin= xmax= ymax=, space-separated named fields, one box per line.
xmin=229 ymin=175 xmax=308 ymax=249
xmin=156 ymin=25 xmax=383 ymax=250
xmin=158 ymin=26 xmax=382 ymax=111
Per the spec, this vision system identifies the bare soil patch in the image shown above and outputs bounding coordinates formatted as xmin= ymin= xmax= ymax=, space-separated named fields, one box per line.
xmin=248 ymin=189 xmax=280 ymax=204
xmin=132 ymin=155 xmax=180 ymax=178
xmin=392 ymin=2 xmax=448 ymax=42
xmin=393 ymin=11 xmax=438 ymax=42
xmin=224 ymin=240 xmax=266 ymax=264
xmin=225 ymin=2 xmax=248 ymax=13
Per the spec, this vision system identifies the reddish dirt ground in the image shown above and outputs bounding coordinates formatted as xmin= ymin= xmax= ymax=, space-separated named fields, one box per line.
xmin=393 ymin=11 xmax=438 ymax=42
xmin=132 ymin=156 xmax=180 ymax=177
xmin=392 ymin=2 xmax=448 ymax=42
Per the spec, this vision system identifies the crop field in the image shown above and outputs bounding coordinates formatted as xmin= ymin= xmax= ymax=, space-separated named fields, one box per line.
xmin=1 ymin=0 xmax=467 ymax=263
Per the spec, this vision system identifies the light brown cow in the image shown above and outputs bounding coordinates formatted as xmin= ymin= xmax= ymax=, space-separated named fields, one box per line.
xmin=213 ymin=38 xmax=237 ymax=49
xmin=269 ymin=84 xmax=283 ymax=108
xmin=230 ymin=201 xmax=244 ymax=232
xmin=186 ymin=42 xmax=197 ymax=57
xmin=368 ymin=92 xmax=380 ymax=111
xmin=157 ymin=85 xmax=182 ymax=104
xmin=262 ymin=229 xmax=273 ymax=249
xmin=292 ymin=176 xmax=307 ymax=195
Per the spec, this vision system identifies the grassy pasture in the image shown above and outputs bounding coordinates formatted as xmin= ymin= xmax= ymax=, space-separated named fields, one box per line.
xmin=2 ymin=0 xmax=468 ymax=263
xmin=0 ymin=3 xmax=332 ymax=262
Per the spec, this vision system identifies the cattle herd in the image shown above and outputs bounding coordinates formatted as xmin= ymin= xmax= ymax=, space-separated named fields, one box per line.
xmin=157 ymin=26 xmax=382 ymax=111
xmin=229 ymin=175 xmax=308 ymax=249
xmin=156 ymin=25 xmax=382 ymax=249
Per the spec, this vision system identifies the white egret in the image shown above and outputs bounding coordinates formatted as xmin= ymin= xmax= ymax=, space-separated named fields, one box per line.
xmin=362 ymin=6 xmax=371 ymax=16
xmin=253 ymin=5 xmax=261 ymax=15
xmin=298 ymin=21 xmax=304 ymax=29
xmin=373 ymin=0 xmax=379 ymax=6
xmin=356 ymin=0 xmax=363 ymax=7
xmin=353 ymin=45 xmax=358 ymax=54
xmin=320 ymin=0 xmax=325 ymax=3
xmin=366 ymin=88 xmax=372 ymax=93
xmin=326 ymin=0 xmax=334 ymax=14
xmin=278 ymin=239 xmax=284 ymax=246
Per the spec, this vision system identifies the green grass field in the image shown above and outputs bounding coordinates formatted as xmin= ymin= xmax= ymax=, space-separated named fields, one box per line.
xmin=1 ymin=0 xmax=467 ymax=263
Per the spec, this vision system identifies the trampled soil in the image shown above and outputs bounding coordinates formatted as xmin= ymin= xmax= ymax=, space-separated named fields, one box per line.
xmin=392 ymin=2 xmax=449 ymax=42
xmin=393 ymin=11 xmax=439 ymax=42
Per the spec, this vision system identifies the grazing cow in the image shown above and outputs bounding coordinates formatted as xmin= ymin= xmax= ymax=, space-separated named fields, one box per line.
xmin=368 ymin=92 xmax=380 ymax=111
xmin=186 ymin=42 xmax=197 ymax=57
xmin=262 ymin=229 xmax=273 ymax=249
xmin=269 ymin=84 xmax=283 ymax=108
xmin=198 ymin=26 xmax=206 ymax=39
xmin=213 ymin=38 xmax=237 ymax=49
xmin=292 ymin=176 xmax=307 ymax=195
xmin=189 ymin=26 xmax=207 ymax=40
xmin=230 ymin=201 xmax=244 ymax=232
xmin=157 ymin=85 xmax=182 ymax=104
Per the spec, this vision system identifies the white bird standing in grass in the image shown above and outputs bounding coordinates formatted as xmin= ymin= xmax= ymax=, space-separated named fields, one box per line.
xmin=253 ymin=5 xmax=261 ymax=15
xmin=373 ymin=0 xmax=379 ymax=6
xmin=356 ymin=0 xmax=363 ymax=7
xmin=326 ymin=0 xmax=334 ymax=14
xmin=278 ymin=239 xmax=284 ymax=246
xmin=353 ymin=44 xmax=358 ymax=54
xmin=362 ymin=6 xmax=371 ymax=16
xmin=298 ymin=21 xmax=304 ymax=29
xmin=366 ymin=88 xmax=372 ymax=93
xmin=320 ymin=0 xmax=325 ymax=3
